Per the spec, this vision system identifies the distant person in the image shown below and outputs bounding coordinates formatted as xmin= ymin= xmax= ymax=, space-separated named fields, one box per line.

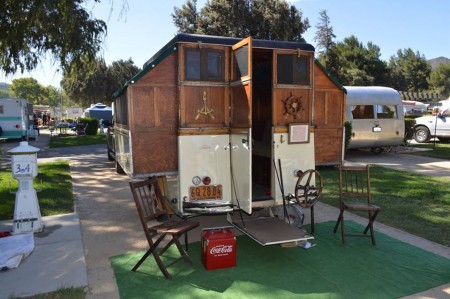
xmin=42 ymin=112 xmax=48 ymax=126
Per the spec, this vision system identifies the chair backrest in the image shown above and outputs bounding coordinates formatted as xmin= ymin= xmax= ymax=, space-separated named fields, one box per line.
xmin=339 ymin=164 xmax=371 ymax=203
xmin=129 ymin=177 xmax=169 ymax=229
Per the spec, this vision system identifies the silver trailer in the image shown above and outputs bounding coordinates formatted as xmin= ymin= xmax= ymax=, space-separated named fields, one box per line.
xmin=345 ymin=86 xmax=405 ymax=151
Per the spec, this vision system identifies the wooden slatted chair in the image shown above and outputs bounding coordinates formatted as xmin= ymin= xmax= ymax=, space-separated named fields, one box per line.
xmin=129 ymin=176 xmax=199 ymax=279
xmin=333 ymin=164 xmax=381 ymax=245
xmin=76 ymin=123 xmax=87 ymax=136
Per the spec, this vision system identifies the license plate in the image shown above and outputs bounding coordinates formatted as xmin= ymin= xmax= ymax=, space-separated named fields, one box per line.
xmin=190 ymin=185 xmax=223 ymax=200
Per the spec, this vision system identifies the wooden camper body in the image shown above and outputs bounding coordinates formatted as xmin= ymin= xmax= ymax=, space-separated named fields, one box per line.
xmin=112 ymin=34 xmax=345 ymax=215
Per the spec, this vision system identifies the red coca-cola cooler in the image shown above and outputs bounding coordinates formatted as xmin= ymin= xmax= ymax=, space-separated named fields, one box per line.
xmin=201 ymin=226 xmax=236 ymax=270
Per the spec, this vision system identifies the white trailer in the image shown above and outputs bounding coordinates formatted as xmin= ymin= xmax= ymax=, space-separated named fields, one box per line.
xmin=0 ymin=98 xmax=33 ymax=140
xmin=345 ymin=86 xmax=405 ymax=152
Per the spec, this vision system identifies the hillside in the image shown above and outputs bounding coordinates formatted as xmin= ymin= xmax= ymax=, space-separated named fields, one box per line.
xmin=428 ymin=56 xmax=450 ymax=69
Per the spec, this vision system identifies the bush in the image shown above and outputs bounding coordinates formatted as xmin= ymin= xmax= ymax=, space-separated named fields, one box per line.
xmin=76 ymin=117 xmax=99 ymax=135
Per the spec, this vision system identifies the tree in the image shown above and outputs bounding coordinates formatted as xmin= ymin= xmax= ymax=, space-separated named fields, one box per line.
xmin=429 ymin=63 xmax=450 ymax=99
xmin=172 ymin=0 xmax=310 ymax=41
xmin=314 ymin=10 xmax=336 ymax=57
xmin=0 ymin=0 xmax=106 ymax=75
xmin=388 ymin=48 xmax=431 ymax=92
xmin=322 ymin=35 xmax=388 ymax=86
xmin=10 ymin=78 xmax=46 ymax=104
xmin=62 ymin=58 xmax=140 ymax=107
xmin=172 ymin=0 xmax=199 ymax=34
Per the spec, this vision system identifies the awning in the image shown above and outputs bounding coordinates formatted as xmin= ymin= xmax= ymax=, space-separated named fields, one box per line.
xmin=399 ymin=91 xmax=440 ymax=101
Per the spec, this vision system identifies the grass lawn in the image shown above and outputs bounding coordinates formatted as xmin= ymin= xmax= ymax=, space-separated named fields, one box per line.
xmin=318 ymin=165 xmax=450 ymax=247
xmin=0 ymin=161 xmax=73 ymax=220
xmin=407 ymin=141 xmax=450 ymax=159
xmin=49 ymin=134 xmax=106 ymax=148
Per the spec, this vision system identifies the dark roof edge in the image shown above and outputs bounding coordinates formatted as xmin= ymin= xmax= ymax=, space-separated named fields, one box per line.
xmin=113 ymin=33 xmax=315 ymax=97
xmin=314 ymin=59 xmax=346 ymax=93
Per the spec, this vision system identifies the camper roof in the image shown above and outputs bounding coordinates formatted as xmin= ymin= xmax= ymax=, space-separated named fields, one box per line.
xmin=345 ymin=86 xmax=402 ymax=105
xmin=113 ymin=33 xmax=315 ymax=97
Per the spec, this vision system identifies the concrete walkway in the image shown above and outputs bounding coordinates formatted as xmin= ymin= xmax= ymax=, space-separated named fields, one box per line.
xmin=0 ymin=133 xmax=449 ymax=298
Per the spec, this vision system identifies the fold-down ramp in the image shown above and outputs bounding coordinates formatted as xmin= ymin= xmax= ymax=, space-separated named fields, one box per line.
xmin=227 ymin=214 xmax=313 ymax=246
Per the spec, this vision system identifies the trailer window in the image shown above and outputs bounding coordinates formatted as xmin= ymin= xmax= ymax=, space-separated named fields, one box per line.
xmin=376 ymin=105 xmax=397 ymax=119
xmin=352 ymin=105 xmax=374 ymax=119
xmin=185 ymin=48 xmax=224 ymax=81
xmin=0 ymin=105 xmax=3 ymax=114
xmin=277 ymin=54 xmax=310 ymax=85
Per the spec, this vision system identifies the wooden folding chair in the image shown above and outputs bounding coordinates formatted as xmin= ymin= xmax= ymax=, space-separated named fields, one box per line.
xmin=333 ymin=164 xmax=381 ymax=245
xmin=129 ymin=177 xmax=199 ymax=279
xmin=76 ymin=123 xmax=87 ymax=136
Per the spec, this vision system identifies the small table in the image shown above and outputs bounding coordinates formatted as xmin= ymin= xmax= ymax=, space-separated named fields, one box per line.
xmin=56 ymin=123 xmax=70 ymax=136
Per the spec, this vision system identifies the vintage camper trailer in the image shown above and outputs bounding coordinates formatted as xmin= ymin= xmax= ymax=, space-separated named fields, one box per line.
xmin=345 ymin=86 xmax=405 ymax=151
xmin=0 ymin=98 xmax=33 ymax=140
xmin=112 ymin=34 xmax=345 ymax=220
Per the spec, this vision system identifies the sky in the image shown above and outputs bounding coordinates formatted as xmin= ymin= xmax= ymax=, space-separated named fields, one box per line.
xmin=1 ymin=0 xmax=448 ymax=88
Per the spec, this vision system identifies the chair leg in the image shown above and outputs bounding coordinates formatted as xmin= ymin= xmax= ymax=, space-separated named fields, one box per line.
xmin=334 ymin=209 xmax=346 ymax=244
xmin=132 ymin=248 xmax=153 ymax=272
xmin=366 ymin=211 xmax=377 ymax=246
xmin=363 ymin=210 xmax=379 ymax=234
xmin=173 ymin=236 xmax=193 ymax=265
xmin=340 ymin=212 xmax=346 ymax=244
xmin=333 ymin=210 xmax=343 ymax=233
xmin=310 ymin=205 xmax=315 ymax=234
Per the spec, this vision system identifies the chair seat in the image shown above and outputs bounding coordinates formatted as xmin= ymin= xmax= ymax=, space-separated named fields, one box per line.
xmin=344 ymin=202 xmax=381 ymax=211
xmin=151 ymin=220 xmax=199 ymax=235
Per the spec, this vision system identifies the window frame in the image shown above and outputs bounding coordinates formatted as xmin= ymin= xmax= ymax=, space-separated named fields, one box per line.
xmin=183 ymin=47 xmax=225 ymax=82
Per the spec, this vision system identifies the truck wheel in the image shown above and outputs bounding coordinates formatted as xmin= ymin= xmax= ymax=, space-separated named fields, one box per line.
xmin=414 ymin=126 xmax=430 ymax=143
xmin=115 ymin=161 xmax=125 ymax=174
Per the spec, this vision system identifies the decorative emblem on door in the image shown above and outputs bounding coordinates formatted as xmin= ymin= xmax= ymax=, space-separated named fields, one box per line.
xmin=283 ymin=93 xmax=303 ymax=119
xmin=195 ymin=91 xmax=215 ymax=120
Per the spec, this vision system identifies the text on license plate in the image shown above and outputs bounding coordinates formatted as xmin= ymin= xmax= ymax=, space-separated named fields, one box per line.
xmin=190 ymin=185 xmax=223 ymax=200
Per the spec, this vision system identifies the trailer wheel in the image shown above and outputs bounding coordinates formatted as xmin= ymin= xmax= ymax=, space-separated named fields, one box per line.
xmin=294 ymin=169 xmax=323 ymax=208
xmin=414 ymin=126 xmax=430 ymax=143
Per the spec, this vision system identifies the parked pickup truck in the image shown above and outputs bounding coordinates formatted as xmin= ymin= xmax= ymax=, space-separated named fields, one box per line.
xmin=106 ymin=126 xmax=115 ymax=161
xmin=414 ymin=108 xmax=450 ymax=143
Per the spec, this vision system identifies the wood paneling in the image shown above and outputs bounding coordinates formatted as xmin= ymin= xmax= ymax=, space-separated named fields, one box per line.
xmin=127 ymin=52 xmax=178 ymax=175
xmin=314 ymin=128 xmax=343 ymax=164
xmin=180 ymin=86 xmax=229 ymax=127
xmin=313 ymin=62 xmax=346 ymax=165
xmin=132 ymin=131 xmax=177 ymax=173
xmin=272 ymin=88 xmax=311 ymax=126
xmin=138 ymin=54 xmax=177 ymax=85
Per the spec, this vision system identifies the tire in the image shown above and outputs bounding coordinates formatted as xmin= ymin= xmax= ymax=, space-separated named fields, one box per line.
xmin=370 ymin=147 xmax=384 ymax=154
xmin=414 ymin=126 xmax=431 ymax=143
xmin=115 ymin=161 xmax=125 ymax=174
xmin=107 ymin=150 xmax=115 ymax=161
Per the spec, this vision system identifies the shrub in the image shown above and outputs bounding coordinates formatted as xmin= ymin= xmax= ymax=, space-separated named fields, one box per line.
xmin=344 ymin=121 xmax=352 ymax=152
xmin=76 ymin=117 xmax=99 ymax=135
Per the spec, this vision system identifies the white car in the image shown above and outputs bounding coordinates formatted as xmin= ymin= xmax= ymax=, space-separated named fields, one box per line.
xmin=414 ymin=109 xmax=450 ymax=143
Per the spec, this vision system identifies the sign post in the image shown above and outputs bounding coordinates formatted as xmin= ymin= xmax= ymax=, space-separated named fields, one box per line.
xmin=8 ymin=141 xmax=44 ymax=234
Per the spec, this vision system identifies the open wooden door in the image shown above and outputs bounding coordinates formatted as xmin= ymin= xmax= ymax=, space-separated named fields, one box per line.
xmin=230 ymin=37 xmax=252 ymax=214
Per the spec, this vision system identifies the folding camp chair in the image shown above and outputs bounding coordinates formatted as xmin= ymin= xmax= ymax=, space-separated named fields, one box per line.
xmin=333 ymin=164 xmax=381 ymax=245
xmin=129 ymin=176 xmax=199 ymax=279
